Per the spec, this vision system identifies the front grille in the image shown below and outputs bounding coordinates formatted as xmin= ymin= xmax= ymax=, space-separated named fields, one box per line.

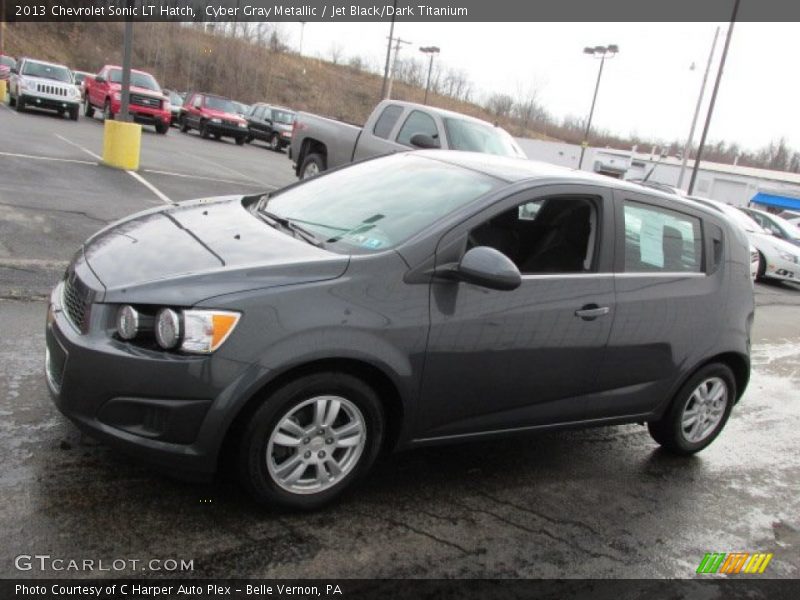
xmin=36 ymin=83 xmax=68 ymax=96
xmin=130 ymin=93 xmax=162 ymax=109
xmin=62 ymin=273 xmax=91 ymax=333
xmin=224 ymin=119 xmax=240 ymax=126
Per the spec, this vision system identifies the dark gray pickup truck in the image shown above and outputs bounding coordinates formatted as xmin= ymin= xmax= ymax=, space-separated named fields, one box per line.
xmin=290 ymin=99 xmax=525 ymax=179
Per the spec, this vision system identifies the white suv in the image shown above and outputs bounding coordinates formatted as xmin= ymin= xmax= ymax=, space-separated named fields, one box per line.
xmin=8 ymin=58 xmax=81 ymax=120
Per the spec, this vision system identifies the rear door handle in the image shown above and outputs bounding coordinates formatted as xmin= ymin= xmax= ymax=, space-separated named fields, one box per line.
xmin=575 ymin=304 xmax=610 ymax=320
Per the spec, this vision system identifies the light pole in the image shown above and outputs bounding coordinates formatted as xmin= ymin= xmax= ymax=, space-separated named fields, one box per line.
xmin=380 ymin=0 xmax=399 ymax=99
xmin=385 ymin=36 xmax=411 ymax=100
xmin=298 ymin=21 xmax=307 ymax=56
xmin=677 ymin=27 xmax=719 ymax=190
xmin=578 ymin=44 xmax=618 ymax=170
xmin=419 ymin=46 xmax=440 ymax=105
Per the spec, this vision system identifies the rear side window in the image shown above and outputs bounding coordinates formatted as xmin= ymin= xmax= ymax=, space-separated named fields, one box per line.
xmin=372 ymin=104 xmax=403 ymax=139
xmin=396 ymin=110 xmax=440 ymax=147
xmin=623 ymin=202 xmax=703 ymax=273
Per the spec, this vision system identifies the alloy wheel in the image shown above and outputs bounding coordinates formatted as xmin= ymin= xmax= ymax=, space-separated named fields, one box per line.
xmin=266 ymin=395 xmax=366 ymax=495
xmin=680 ymin=377 xmax=728 ymax=443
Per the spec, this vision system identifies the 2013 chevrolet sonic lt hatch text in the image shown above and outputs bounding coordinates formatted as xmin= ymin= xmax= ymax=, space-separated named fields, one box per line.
xmin=45 ymin=151 xmax=754 ymax=509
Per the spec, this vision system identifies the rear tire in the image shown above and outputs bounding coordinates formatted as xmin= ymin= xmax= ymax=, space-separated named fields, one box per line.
xmin=299 ymin=153 xmax=325 ymax=180
xmin=648 ymin=363 xmax=736 ymax=455
xmin=269 ymin=133 xmax=281 ymax=151
xmin=84 ymin=98 xmax=94 ymax=118
xmin=237 ymin=372 xmax=384 ymax=510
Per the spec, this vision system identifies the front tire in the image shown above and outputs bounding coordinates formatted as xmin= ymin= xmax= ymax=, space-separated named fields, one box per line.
xmin=200 ymin=121 xmax=210 ymax=139
xmin=648 ymin=363 xmax=735 ymax=455
xmin=238 ymin=372 xmax=385 ymax=510
xmin=84 ymin=98 xmax=94 ymax=117
xmin=15 ymin=96 xmax=24 ymax=112
xmin=180 ymin=115 xmax=189 ymax=133
xmin=8 ymin=92 xmax=16 ymax=107
xmin=235 ymin=136 xmax=246 ymax=146
xmin=103 ymin=100 xmax=114 ymax=121
xmin=756 ymin=252 xmax=767 ymax=281
xmin=69 ymin=107 xmax=79 ymax=121
xmin=299 ymin=153 xmax=325 ymax=180
xmin=155 ymin=122 xmax=168 ymax=134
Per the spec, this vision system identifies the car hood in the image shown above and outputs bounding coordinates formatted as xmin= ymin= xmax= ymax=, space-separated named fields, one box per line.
xmin=82 ymin=196 xmax=348 ymax=305
xmin=748 ymin=231 xmax=800 ymax=257
xmin=23 ymin=75 xmax=76 ymax=88
xmin=204 ymin=108 xmax=246 ymax=123
xmin=108 ymin=82 xmax=162 ymax=98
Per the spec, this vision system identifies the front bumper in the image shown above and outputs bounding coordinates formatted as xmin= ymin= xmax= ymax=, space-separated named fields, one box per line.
xmin=127 ymin=106 xmax=171 ymax=126
xmin=765 ymin=256 xmax=799 ymax=282
xmin=45 ymin=279 xmax=262 ymax=480
xmin=20 ymin=93 xmax=79 ymax=111
xmin=207 ymin=121 xmax=248 ymax=138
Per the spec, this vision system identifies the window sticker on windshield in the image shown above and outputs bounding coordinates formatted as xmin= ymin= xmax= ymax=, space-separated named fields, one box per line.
xmin=361 ymin=238 xmax=384 ymax=249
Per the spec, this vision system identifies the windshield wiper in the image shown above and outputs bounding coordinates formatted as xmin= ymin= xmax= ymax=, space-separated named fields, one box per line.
xmin=257 ymin=210 xmax=325 ymax=248
xmin=326 ymin=214 xmax=385 ymax=243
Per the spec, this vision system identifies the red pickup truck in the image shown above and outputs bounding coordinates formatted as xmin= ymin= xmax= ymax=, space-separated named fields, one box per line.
xmin=83 ymin=65 xmax=170 ymax=134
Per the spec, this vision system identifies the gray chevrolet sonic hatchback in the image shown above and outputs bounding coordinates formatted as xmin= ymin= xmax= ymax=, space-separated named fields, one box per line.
xmin=46 ymin=151 xmax=754 ymax=509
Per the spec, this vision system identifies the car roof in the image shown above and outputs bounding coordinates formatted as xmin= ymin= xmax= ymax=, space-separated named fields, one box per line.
xmin=384 ymin=100 xmax=503 ymax=130
xmin=414 ymin=150 xmax=723 ymax=218
xmin=104 ymin=65 xmax=152 ymax=76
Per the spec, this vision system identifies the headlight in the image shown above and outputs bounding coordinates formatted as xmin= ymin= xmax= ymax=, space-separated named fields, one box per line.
xmin=778 ymin=251 xmax=799 ymax=263
xmin=69 ymin=87 xmax=80 ymax=98
xmin=181 ymin=310 xmax=240 ymax=353
xmin=116 ymin=305 xmax=140 ymax=340
xmin=210 ymin=118 xmax=222 ymax=124
xmin=238 ymin=122 xmax=247 ymax=128
xmin=113 ymin=91 xmax=121 ymax=101
xmin=155 ymin=308 xmax=181 ymax=349
xmin=19 ymin=78 xmax=29 ymax=90
xmin=281 ymin=131 xmax=291 ymax=137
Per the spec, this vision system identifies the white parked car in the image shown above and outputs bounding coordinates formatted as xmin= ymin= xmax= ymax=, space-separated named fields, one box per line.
xmin=7 ymin=57 xmax=81 ymax=120
xmin=690 ymin=197 xmax=800 ymax=283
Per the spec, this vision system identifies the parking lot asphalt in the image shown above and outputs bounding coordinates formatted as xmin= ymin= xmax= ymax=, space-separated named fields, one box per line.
xmin=1 ymin=104 xmax=799 ymax=580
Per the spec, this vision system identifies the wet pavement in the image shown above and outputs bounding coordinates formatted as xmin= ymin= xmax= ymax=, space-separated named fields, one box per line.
xmin=1 ymin=102 xmax=799 ymax=580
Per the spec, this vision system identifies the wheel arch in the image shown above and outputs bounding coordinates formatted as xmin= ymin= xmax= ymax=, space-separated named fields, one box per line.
xmin=295 ymin=138 xmax=328 ymax=175
xmin=219 ymin=357 xmax=406 ymax=470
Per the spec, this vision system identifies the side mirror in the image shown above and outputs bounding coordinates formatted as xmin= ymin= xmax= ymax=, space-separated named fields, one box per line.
xmin=95 ymin=75 xmax=105 ymax=83
xmin=410 ymin=133 xmax=440 ymax=149
xmin=449 ymin=246 xmax=521 ymax=291
xmin=10 ymin=67 xmax=18 ymax=75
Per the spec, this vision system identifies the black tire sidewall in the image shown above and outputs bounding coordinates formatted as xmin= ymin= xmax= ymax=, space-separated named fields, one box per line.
xmin=240 ymin=372 xmax=384 ymax=510
xmin=270 ymin=134 xmax=280 ymax=150
xmin=652 ymin=363 xmax=736 ymax=454
xmin=300 ymin=153 xmax=324 ymax=179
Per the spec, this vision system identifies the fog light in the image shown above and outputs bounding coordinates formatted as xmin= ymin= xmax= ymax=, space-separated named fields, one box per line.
xmin=155 ymin=308 xmax=181 ymax=349
xmin=116 ymin=305 xmax=139 ymax=340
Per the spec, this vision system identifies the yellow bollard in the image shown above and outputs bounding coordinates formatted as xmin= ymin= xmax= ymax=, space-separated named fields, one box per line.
xmin=0 ymin=80 xmax=7 ymax=102
xmin=102 ymin=119 xmax=142 ymax=171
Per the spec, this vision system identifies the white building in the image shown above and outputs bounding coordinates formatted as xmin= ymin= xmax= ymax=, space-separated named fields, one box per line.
xmin=515 ymin=138 xmax=800 ymax=212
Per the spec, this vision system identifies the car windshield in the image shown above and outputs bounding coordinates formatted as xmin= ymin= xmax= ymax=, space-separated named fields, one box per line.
xmin=21 ymin=61 xmax=72 ymax=83
xmin=73 ymin=72 xmax=86 ymax=84
xmin=699 ymin=200 xmax=767 ymax=234
xmin=168 ymin=91 xmax=182 ymax=105
xmin=751 ymin=211 xmax=800 ymax=240
xmin=272 ymin=110 xmax=295 ymax=124
xmin=258 ymin=154 xmax=501 ymax=253
xmin=204 ymin=96 xmax=237 ymax=113
xmin=444 ymin=118 xmax=525 ymax=158
xmin=1 ymin=56 xmax=17 ymax=68
xmin=108 ymin=69 xmax=161 ymax=92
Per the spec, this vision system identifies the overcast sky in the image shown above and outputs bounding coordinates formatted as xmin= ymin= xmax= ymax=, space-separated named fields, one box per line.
xmin=285 ymin=21 xmax=798 ymax=152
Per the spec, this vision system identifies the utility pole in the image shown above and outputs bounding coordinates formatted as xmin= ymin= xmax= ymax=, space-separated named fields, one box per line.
xmin=677 ymin=27 xmax=720 ymax=190
xmin=298 ymin=21 xmax=306 ymax=56
xmin=380 ymin=0 xmax=398 ymax=99
xmin=0 ymin=0 xmax=5 ymax=54
xmin=385 ymin=36 xmax=411 ymax=100
xmin=419 ymin=46 xmax=440 ymax=105
xmin=688 ymin=0 xmax=741 ymax=196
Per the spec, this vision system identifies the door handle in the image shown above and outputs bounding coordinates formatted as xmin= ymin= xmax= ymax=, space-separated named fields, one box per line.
xmin=575 ymin=304 xmax=610 ymax=321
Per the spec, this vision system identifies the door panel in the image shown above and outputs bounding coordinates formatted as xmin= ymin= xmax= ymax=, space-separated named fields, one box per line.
xmin=594 ymin=190 xmax=723 ymax=417
xmin=415 ymin=184 xmax=616 ymax=440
